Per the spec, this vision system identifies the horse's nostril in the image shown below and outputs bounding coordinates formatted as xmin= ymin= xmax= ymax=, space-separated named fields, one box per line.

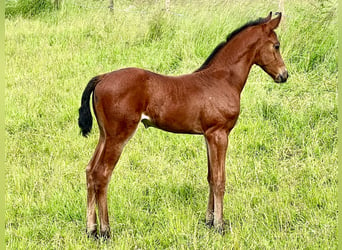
xmin=275 ymin=71 xmax=288 ymax=83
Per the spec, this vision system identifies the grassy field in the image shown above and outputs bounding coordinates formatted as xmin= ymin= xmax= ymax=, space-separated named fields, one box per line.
xmin=5 ymin=0 xmax=337 ymax=249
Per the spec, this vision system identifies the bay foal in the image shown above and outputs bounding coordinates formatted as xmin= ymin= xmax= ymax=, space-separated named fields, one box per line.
xmin=78 ymin=12 xmax=288 ymax=238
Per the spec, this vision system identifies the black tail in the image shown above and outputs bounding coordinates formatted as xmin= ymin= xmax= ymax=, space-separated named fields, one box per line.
xmin=78 ymin=76 xmax=101 ymax=137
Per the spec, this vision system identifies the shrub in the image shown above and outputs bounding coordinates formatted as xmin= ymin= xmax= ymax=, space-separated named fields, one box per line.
xmin=5 ymin=0 xmax=55 ymax=18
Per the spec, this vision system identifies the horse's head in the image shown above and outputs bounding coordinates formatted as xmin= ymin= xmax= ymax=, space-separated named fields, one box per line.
xmin=255 ymin=12 xmax=288 ymax=83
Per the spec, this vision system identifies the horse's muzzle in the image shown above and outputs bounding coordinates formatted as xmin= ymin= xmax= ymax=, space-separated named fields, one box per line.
xmin=275 ymin=70 xmax=288 ymax=83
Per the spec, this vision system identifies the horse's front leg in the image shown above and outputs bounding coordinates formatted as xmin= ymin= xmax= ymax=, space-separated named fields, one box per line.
xmin=205 ymin=141 xmax=214 ymax=227
xmin=205 ymin=129 xmax=228 ymax=234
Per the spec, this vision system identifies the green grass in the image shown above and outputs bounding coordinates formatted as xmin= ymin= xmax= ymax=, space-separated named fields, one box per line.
xmin=5 ymin=0 xmax=337 ymax=249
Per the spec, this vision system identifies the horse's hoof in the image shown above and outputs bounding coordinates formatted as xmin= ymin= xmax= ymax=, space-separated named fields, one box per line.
xmin=205 ymin=210 xmax=214 ymax=228
xmin=205 ymin=219 xmax=214 ymax=228
xmin=99 ymin=229 xmax=111 ymax=240
xmin=215 ymin=225 xmax=225 ymax=235
xmin=86 ymin=229 xmax=98 ymax=240
xmin=214 ymin=220 xmax=227 ymax=235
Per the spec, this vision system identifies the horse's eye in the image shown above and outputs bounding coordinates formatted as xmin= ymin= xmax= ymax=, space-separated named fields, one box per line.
xmin=274 ymin=44 xmax=280 ymax=50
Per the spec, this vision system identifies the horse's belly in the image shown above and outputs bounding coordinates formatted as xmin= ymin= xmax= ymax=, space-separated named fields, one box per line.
xmin=140 ymin=112 xmax=203 ymax=135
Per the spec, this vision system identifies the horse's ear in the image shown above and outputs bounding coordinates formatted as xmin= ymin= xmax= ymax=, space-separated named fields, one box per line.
xmin=265 ymin=12 xmax=272 ymax=22
xmin=267 ymin=12 xmax=282 ymax=30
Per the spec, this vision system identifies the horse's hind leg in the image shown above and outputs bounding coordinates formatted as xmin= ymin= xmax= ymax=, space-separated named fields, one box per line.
xmin=90 ymin=121 xmax=139 ymax=239
xmin=95 ymin=136 xmax=123 ymax=238
xmin=86 ymin=135 xmax=105 ymax=238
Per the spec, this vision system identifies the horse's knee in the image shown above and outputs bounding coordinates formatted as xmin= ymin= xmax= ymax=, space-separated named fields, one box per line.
xmin=89 ymin=167 xmax=112 ymax=191
xmin=212 ymin=179 xmax=226 ymax=196
xmin=215 ymin=182 xmax=225 ymax=192
xmin=86 ymin=165 xmax=95 ymax=189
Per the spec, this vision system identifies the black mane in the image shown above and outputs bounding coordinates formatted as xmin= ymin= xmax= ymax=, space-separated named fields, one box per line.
xmin=195 ymin=16 xmax=269 ymax=72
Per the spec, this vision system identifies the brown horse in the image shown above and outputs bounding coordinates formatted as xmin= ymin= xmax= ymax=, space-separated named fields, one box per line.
xmin=78 ymin=12 xmax=288 ymax=238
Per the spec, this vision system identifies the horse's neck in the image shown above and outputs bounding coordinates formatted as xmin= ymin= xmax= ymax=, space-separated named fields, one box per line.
xmin=208 ymin=41 xmax=257 ymax=93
